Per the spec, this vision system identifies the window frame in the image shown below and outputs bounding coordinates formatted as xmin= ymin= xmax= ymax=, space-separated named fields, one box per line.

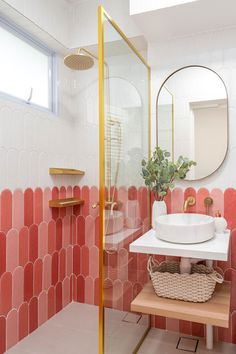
xmin=0 ymin=16 xmax=57 ymax=114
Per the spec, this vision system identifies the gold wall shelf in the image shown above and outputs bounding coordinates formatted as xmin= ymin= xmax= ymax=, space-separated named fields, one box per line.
xmin=131 ymin=281 xmax=230 ymax=328
xmin=49 ymin=198 xmax=84 ymax=208
xmin=49 ymin=168 xmax=85 ymax=175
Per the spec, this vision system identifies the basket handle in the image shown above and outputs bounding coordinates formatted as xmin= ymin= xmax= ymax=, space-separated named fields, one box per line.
xmin=147 ymin=256 xmax=159 ymax=274
xmin=209 ymin=271 xmax=224 ymax=283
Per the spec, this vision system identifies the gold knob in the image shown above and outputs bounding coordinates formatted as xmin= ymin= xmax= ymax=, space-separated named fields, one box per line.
xmin=92 ymin=202 xmax=99 ymax=209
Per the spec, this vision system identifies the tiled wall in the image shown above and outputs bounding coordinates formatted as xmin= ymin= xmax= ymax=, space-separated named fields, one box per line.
xmin=151 ymin=187 xmax=236 ymax=344
xmin=0 ymin=185 xmax=100 ymax=353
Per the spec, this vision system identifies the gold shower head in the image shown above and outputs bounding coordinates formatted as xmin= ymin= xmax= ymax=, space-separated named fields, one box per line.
xmin=64 ymin=48 xmax=94 ymax=70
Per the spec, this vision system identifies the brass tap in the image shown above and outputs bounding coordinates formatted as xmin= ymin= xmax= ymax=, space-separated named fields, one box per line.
xmin=92 ymin=201 xmax=118 ymax=211
xmin=183 ymin=196 xmax=196 ymax=212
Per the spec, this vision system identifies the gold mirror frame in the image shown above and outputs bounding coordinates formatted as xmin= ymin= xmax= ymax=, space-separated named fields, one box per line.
xmin=156 ymin=65 xmax=229 ymax=180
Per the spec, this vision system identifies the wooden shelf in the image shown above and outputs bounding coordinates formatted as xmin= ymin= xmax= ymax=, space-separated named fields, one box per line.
xmin=49 ymin=198 xmax=84 ymax=208
xmin=131 ymin=281 xmax=230 ymax=328
xmin=49 ymin=168 xmax=85 ymax=175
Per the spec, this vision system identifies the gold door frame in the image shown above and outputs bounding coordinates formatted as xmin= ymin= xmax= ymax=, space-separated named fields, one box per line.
xmin=98 ymin=6 xmax=151 ymax=353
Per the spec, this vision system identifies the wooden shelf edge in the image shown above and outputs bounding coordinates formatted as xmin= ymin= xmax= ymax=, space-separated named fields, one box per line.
xmin=131 ymin=281 xmax=230 ymax=328
xmin=49 ymin=168 xmax=85 ymax=175
xmin=49 ymin=198 xmax=84 ymax=208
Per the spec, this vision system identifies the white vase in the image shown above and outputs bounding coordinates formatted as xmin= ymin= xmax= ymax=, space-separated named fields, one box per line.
xmin=152 ymin=200 xmax=167 ymax=229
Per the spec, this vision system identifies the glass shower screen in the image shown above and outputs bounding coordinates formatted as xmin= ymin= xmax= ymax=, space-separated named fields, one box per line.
xmin=98 ymin=7 xmax=151 ymax=354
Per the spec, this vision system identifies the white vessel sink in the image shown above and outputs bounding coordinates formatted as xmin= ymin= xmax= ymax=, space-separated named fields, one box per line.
xmin=155 ymin=213 xmax=215 ymax=244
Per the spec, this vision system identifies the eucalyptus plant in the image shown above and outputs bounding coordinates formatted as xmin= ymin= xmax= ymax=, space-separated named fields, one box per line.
xmin=141 ymin=147 xmax=196 ymax=200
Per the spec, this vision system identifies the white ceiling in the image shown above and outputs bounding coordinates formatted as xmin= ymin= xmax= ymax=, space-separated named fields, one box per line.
xmin=131 ymin=0 xmax=236 ymax=42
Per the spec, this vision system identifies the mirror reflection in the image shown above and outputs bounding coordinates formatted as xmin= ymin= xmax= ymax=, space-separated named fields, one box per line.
xmin=157 ymin=66 xmax=228 ymax=180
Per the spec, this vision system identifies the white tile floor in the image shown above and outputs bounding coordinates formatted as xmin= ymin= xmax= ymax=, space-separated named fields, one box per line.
xmin=7 ymin=303 xmax=99 ymax=354
xmin=7 ymin=303 xmax=236 ymax=354
xmin=138 ymin=328 xmax=236 ymax=354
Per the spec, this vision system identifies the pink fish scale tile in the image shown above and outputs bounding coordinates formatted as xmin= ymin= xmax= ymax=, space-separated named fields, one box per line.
xmin=38 ymin=291 xmax=47 ymax=326
xmin=171 ymin=188 xmax=184 ymax=213
xmin=12 ymin=267 xmax=24 ymax=310
xmin=62 ymin=215 xmax=70 ymax=248
xmin=43 ymin=187 xmax=52 ymax=222
xmin=12 ymin=189 xmax=24 ymax=230
xmin=89 ymin=246 xmax=99 ymax=279
xmin=196 ymin=188 xmax=209 ymax=214
xmin=6 ymin=229 xmax=19 ymax=272
xmin=85 ymin=276 xmax=94 ymax=305
xmin=81 ymin=186 xmax=90 ymax=217
xmin=38 ymin=222 xmax=48 ymax=259
xmin=19 ymin=227 xmax=28 ymax=267
xmin=34 ymin=187 xmax=43 ymax=225
xmin=85 ymin=215 xmax=95 ymax=248
xmin=89 ymin=186 xmax=99 ymax=217
xmin=48 ymin=220 xmax=56 ymax=255
xmin=62 ymin=277 xmax=70 ymax=307
xmin=6 ymin=309 xmax=18 ymax=350
xmin=210 ymin=188 xmax=224 ymax=216
xmin=1 ymin=189 xmax=12 ymax=233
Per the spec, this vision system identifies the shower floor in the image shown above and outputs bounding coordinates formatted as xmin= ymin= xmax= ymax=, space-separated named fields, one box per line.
xmin=6 ymin=303 xmax=148 ymax=354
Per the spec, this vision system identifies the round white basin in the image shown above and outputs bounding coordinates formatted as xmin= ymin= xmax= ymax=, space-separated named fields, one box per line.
xmin=155 ymin=213 xmax=215 ymax=244
xmin=105 ymin=210 xmax=124 ymax=235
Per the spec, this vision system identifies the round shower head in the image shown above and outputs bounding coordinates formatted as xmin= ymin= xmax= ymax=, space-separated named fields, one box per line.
xmin=64 ymin=49 xmax=94 ymax=70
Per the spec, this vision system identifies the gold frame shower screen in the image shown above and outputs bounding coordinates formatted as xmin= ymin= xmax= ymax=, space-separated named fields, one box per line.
xmin=98 ymin=6 xmax=151 ymax=354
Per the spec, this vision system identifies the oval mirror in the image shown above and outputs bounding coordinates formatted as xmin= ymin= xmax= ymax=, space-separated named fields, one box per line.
xmin=156 ymin=66 xmax=228 ymax=180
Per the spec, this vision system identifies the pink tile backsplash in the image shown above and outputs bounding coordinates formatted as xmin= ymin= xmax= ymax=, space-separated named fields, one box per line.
xmin=0 ymin=185 xmax=236 ymax=353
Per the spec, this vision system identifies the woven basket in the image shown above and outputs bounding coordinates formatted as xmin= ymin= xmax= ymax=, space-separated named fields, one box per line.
xmin=147 ymin=257 xmax=223 ymax=303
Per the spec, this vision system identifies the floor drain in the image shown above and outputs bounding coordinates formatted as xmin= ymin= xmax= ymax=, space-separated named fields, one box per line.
xmin=122 ymin=312 xmax=142 ymax=324
xmin=176 ymin=337 xmax=199 ymax=353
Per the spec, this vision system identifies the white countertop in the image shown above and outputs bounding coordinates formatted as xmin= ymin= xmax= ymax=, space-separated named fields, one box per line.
xmin=129 ymin=229 xmax=230 ymax=261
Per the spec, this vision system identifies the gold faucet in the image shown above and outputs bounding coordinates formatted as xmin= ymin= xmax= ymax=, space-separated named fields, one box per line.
xmin=92 ymin=201 xmax=118 ymax=212
xmin=183 ymin=196 xmax=196 ymax=212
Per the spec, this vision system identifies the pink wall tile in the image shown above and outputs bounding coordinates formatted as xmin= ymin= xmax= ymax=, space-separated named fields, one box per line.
xmin=29 ymin=225 xmax=38 ymax=263
xmin=70 ymin=215 xmax=76 ymax=245
xmin=55 ymin=282 xmax=62 ymax=313
xmin=12 ymin=189 xmax=24 ymax=230
xmin=38 ymin=292 xmax=47 ymax=326
xmin=171 ymin=188 xmax=184 ymax=213
xmin=192 ymin=322 xmax=204 ymax=337
xmin=24 ymin=263 xmax=33 ymax=302
xmin=12 ymin=267 xmax=24 ymax=310
xmin=85 ymin=277 xmax=94 ymax=305
xmin=6 ymin=309 xmax=18 ymax=350
xmin=196 ymin=188 xmax=209 ymax=214
xmin=0 ymin=316 xmax=6 ymax=354
xmin=184 ymin=188 xmax=196 ymax=213
xmin=73 ymin=245 xmax=80 ymax=276
xmin=34 ymin=188 xmax=43 ymax=225
xmin=85 ymin=216 xmax=95 ymax=248
xmin=89 ymin=186 xmax=99 ymax=218
xmin=89 ymin=246 xmax=99 ymax=279
xmin=62 ymin=277 xmax=70 ymax=307
xmin=77 ymin=276 xmax=85 ymax=303
xmin=62 ymin=216 xmax=70 ymax=248
xmin=224 ymin=188 xmax=236 ymax=229
xmin=42 ymin=255 xmax=52 ymax=291
xmin=56 ymin=219 xmax=62 ymax=252
xmin=38 ymin=222 xmax=48 ymax=259
xmin=66 ymin=246 xmax=73 ymax=277
xmin=0 ymin=272 xmax=12 ymax=316
xmin=29 ymin=297 xmax=38 ymax=333
xmin=43 ymin=187 xmax=52 ymax=222
xmin=166 ymin=318 xmax=179 ymax=332
xmin=1 ymin=190 xmax=12 ymax=233
xmin=0 ymin=232 xmax=6 ymax=277
xmin=81 ymin=246 xmax=89 ymax=277
xmin=24 ymin=189 xmax=34 ymax=227
xmin=51 ymin=252 xmax=59 ymax=286
xmin=6 ymin=229 xmax=19 ymax=272
xmin=231 ymin=229 xmax=236 ymax=270
xmin=18 ymin=303 xmax=28 ymax=341
xmin=19 ymin=227 xmax=29 ymax=267
xmin=210 ymin=188 xmax=224 ymax=217
xmin=179 ymin=320 xmax=192 ymax=335
xmin=73 ymin=186 xmax=81 ymax=216
xmin=164 ymin=190 xmax=172 ymax=214
xmin=81 ymin=186 xmax=90 ymax=217
xmin=76 ymin=216 xmax=85 ymax=246
xmin=59 ymin=249 xmax=66 ymax=281
xmin=48 ymin=220 xmax=56 ymax=255
xmin=94 ymin=278 xmax=99 ymax=306
xmin=33 ymin=259 xmax=43 ymax=297
xmin=95 ymin=216 xmax=100 ymax=248
xmin=59 ymin=187 xmax=66 ymax=219
xmin=47 ymin=287 xmax=55 ymax=319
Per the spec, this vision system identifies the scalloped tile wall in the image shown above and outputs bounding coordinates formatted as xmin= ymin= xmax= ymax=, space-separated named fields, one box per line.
xmin=0 ymin=185 xmax=100 ymax=353
xmin=151 ymin=187 xmax=236 ymax=344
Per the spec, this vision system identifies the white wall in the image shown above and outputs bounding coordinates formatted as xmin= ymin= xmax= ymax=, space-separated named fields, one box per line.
xmin=149 ymin=26 xmax=236 ymax=189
